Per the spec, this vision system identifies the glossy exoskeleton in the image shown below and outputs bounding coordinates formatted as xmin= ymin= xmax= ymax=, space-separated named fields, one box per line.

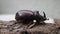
xmin=15 ymin=10 xmax=47 ymax=24
xmin=15 ymin=10 xmax=34 ymax=24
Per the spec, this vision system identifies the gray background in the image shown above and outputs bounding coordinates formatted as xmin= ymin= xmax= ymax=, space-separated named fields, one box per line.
xmin=0 ymin=0 xmax=60 ymax=19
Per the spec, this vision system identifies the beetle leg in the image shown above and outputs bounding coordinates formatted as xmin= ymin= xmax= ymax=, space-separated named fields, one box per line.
xmin=28 ymin=22 xmax=36 ymax=29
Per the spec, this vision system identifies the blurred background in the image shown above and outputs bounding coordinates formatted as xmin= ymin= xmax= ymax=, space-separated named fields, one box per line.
xmin=0 ymin=0 xmax=60 ymax=21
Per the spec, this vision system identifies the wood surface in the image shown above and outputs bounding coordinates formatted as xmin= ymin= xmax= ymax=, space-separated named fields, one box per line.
xmin=0 ymin=19 xmax=60 ymax=34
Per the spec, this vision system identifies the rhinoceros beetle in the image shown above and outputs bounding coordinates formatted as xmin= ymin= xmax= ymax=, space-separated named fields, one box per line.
xmin=15 ymin=10 xmax=47 ymax=24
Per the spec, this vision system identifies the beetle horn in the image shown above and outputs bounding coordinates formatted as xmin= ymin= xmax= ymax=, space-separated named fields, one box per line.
xmin=43 ymin=12 xmax=46 ymax=18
